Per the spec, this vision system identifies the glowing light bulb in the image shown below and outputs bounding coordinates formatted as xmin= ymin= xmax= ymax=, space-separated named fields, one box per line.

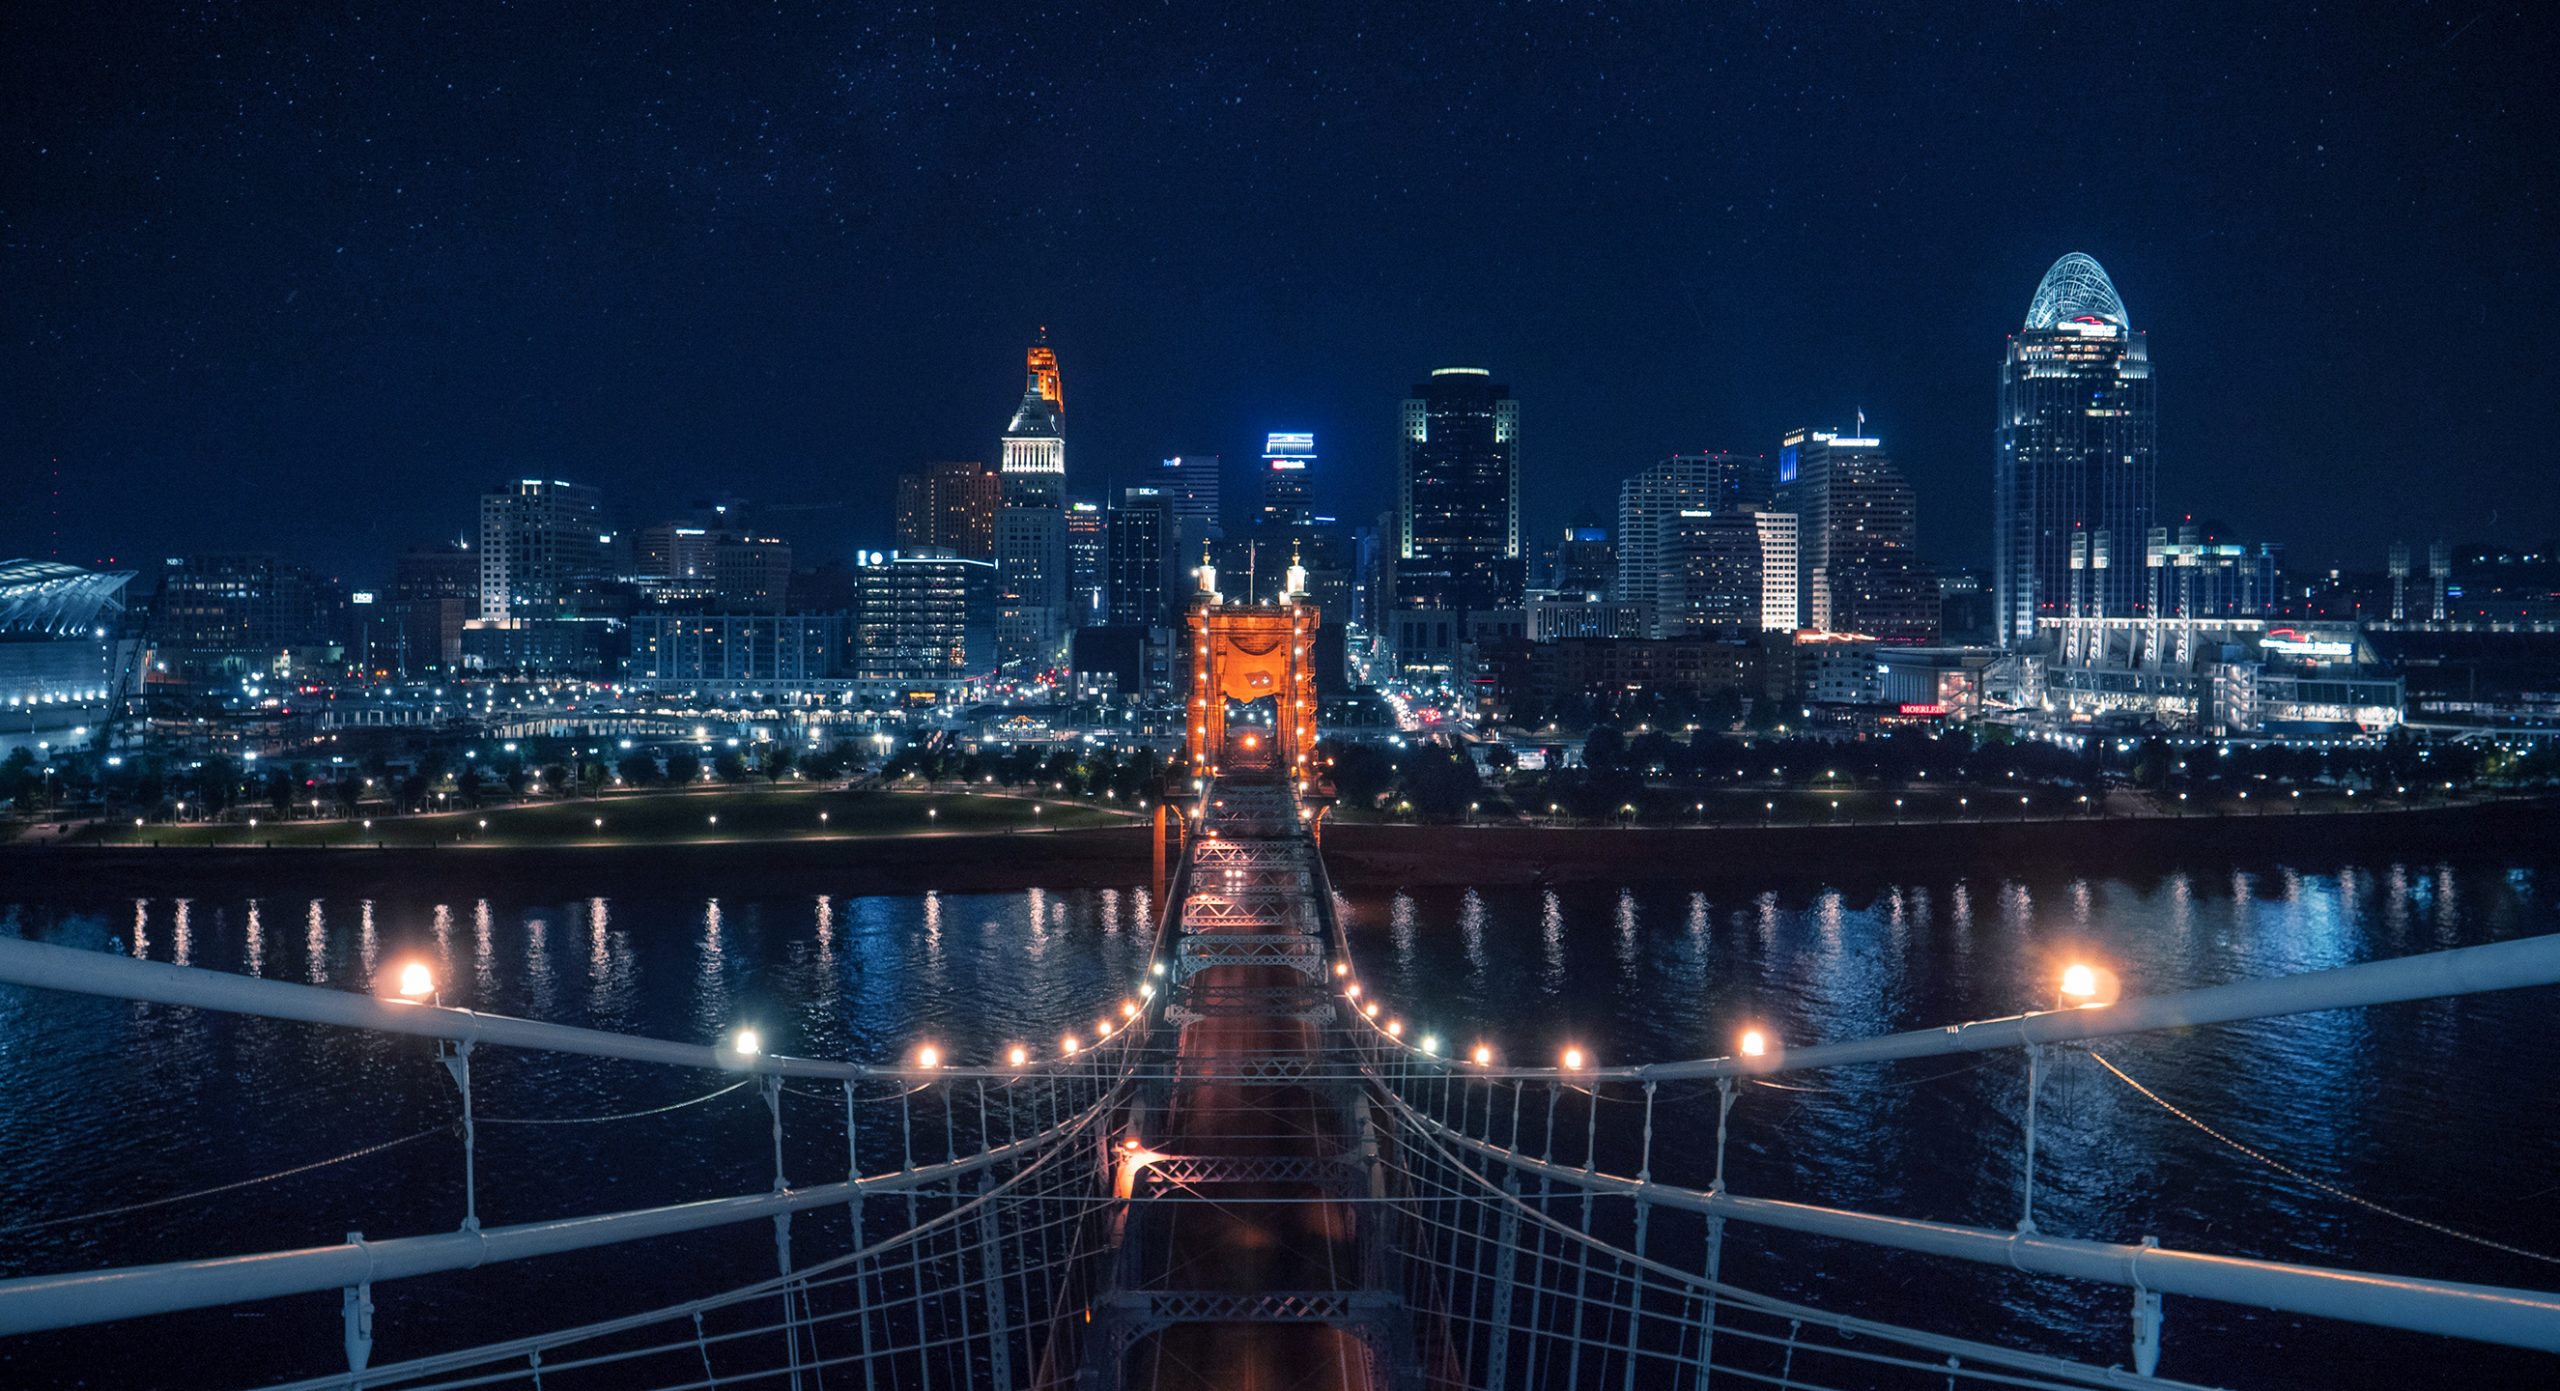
xmin=915 ymin=1044 xmax=941 ymax=1070
xmin=1561 ymin=1046 xmax=1587 ymax=1071
xmin=1473 ymin=1045 xmax=1493 ymax=1066
xmin=1008 ymin=1045 xmax=1029 ymax=1067
xmin=2061 ymin=964 xmax=2099 ymax=1001
xmin=1739 ymin=1028 xmax=1768 ymax=1058
xmin=732 ymin=1027 xmax=762 ymax=1058
xmin=396 ymin=962 xmax=434 ymax=999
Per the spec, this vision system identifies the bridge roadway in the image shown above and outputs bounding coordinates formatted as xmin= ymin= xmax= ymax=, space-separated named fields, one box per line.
xmin=1095 ymin=749 xmax=1398 ymax=1389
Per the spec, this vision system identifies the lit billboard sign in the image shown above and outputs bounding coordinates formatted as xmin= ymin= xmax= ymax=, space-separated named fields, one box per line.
xmin=1898 ymin=703 xmax=1948 ymax=717
xmin=1263 ymin=432 xmax=1316 ymax=468
xmin=1778 ymin=444 xmax=1797 ymax=484
xmin=2263 ymin=628 xmax=2354 ymax=659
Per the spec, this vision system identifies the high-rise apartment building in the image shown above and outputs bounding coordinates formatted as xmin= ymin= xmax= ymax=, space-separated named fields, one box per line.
xmin=1395 ymin=368 xmax=1521 ymax=611
xmin=1616 ymin=452 xmax=1772 ymax=622
xmin=894 ymin=460 xmax=999 ymax=560
xmin=1776 ymin=430 xmax=1936 ymax=641
xmin=852 ymin=549 xmax=991 ymax=681
xmin=1657 ymin=510 xmax=1767 ymax=636
xmin=1995 ymin=253 xmax=2157 ymax=645
xmin=1754 ymin=511 xmax=1800 ymax=633
xmin=477 ymin=479 xmax=608 ymax=622
xmin=994 ymin=334 xmax=1068 ymax=664
xmin=1260 ymin=432 xmax=1316 ymax=527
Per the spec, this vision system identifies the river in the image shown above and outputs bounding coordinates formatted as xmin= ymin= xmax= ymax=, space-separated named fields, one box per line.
xmin=3 ymin=848 xmax=2555 ymax=1388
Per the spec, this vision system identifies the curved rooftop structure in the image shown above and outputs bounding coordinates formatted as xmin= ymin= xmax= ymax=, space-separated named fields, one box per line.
xmin=2023 ymin=252 xmax=2130 ymax=331
xmin=0 ymin=559 xmax=131 ymax=638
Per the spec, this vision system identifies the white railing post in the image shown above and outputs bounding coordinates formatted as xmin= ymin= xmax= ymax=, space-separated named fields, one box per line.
xmin=2133 ymin=1235 xmax=2165 ymax=1376
xmin=340 ymin=1231 xmax=373 ymax=1375
xmin=438 ymin=1040 xmax=479 ymax=1232
xmin=2018 ymin=1043 xmax=2045 ymax=1235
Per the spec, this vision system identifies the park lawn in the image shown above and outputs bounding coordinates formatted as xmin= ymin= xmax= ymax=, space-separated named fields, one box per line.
xmin=63 ymin=787 xmax=1134 ymax=849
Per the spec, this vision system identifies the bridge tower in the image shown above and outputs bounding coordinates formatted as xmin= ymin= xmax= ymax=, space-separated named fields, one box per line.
xmin=1180 ymin=544 xmax=1320 ymax=783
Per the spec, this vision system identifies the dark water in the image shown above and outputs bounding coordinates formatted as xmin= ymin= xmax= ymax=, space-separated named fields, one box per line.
xmin=3 ymin=853 xmax=2556 ymax=1388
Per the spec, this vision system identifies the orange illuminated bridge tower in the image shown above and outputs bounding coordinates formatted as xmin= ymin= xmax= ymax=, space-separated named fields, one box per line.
xmin=1180 ymin=543 xmax=1320 ymax=784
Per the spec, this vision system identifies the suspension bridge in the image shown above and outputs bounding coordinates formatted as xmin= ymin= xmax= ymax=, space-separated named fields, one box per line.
xmin=4 ymin=587 xmax=2560 ymax=1388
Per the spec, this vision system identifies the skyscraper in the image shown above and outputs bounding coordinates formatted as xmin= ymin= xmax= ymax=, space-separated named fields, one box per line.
xmin=1107 ymin=486 xmax=1170 ymax=628
xmin=1260 ymin=432 xmax=1316 ymax=527
xmin=1995 ymin=252 xmax=2157 ymax=646
xmin=1616 ymin=452 xmax=1772 ymax=623
xmin=1395 ymin=368 xmax=1521 ymax=612
xmin=1657 ymin=510 xmax=1767 ymax=635
xmin=477 ymin=479 xmax=607 ymax=622
xmin=1066 ymin=501 xmax=1106 ymax=623
xmin=895 ymin=460 xmax=998 ymax=559
xmin=994 ymin=333 xmax=1068 ymax=664
xmin=1777 ymin=429 xmax=1937 ymax=642
xmin=1754 ymin=512 xmax=1800 ymax=633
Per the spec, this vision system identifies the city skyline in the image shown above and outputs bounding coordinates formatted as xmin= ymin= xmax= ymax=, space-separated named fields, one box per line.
xmin=7 ymin=6 xmax=2553 ymax=579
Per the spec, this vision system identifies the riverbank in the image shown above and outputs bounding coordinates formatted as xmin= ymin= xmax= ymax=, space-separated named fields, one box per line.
xmin=6 ymin=798 xmax=2550 ymax=898
xmin=1319 ymin=795 xmax=2560 ymax=887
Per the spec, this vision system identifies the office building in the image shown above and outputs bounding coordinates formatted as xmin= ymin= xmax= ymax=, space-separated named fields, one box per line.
xmin=1395 ymin=368 xmax=1521 ymax=611
xmin=478 ymin=479 xmax=609 ymax=622
xmin=388 ymin=541 xmax=476 ymax=672
xmin=1995 ymin=253 xmax=2158 ymax=645
xmin=1260 ymin=432 xmax=1316 ymax=527
xmin=995 ymin=334 xmax=1069 ymax=664
xmin=1066 ymin=501 xmax=1107 ymax=623
xmin=1776 ymin=429 xmax=1936 ymax=642
xmin=1618 ymin=452 xmax=1772 ymax=627
xmin=895 ymin=460 xmax=999 ymax=559
xmin=636 ymin=525 xmax=719 ymax=587
xmin=710 ymin=536 xmax=792 ymax=613
xmin=151 ymin=553 xmax=338 ymax=678
xmin=1108 ymin=486 xmax=1171 ymax=628
xmin=1549 ymin=525 xmax=1615 ymax=599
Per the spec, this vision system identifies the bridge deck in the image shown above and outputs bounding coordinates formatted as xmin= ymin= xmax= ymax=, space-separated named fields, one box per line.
xmin=1107 ymin=763 xmax=1387 ymax=1390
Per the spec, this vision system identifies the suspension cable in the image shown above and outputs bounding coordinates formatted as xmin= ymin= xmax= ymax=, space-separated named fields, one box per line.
xmin=477 ymin=1076 xmax=756 ymax=1126
xmin=0 ymin=1127 xmax=447 ymax=1237
xmin=2085 ymin=1048 xmax=2560 ymax=1266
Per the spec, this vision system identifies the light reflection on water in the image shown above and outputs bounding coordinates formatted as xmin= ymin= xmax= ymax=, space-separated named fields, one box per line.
xmin=1330 ymin=859 xmax=2559 ymax=1390
xmin=0 ymin=858 xmax=2551 ymax=1388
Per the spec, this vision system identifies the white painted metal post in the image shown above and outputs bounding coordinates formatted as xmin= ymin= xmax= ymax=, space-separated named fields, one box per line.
xmin=439 ymin=1040 xmax=479 ymax=1232
xmin=340 ymin=1231 xmax=373 ymax=1374
xmin=2018 ymin=1044 xmax=2044 ymax=1235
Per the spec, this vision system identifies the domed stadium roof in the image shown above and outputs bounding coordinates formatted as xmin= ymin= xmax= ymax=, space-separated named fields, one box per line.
xmin=2023 ymin=252 xmax=2130 ymax=331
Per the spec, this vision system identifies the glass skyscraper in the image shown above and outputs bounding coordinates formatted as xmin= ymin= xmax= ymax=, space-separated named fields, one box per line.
xmin=1395 ymin=367 xmax=1521 ymax=612
xmin=1994 ymin=252 xmax=2157 ymax=647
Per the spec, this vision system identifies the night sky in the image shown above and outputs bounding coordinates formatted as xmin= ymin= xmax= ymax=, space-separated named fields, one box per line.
xmin=5 ymin=2 xmax=2552 ymax=582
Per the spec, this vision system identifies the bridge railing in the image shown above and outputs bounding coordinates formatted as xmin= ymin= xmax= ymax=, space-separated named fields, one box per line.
xmin=0 ymin=908 xmax=1183 ymax=1388
xmin=1326 ymin=929 xmax=2560 ymax=1384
